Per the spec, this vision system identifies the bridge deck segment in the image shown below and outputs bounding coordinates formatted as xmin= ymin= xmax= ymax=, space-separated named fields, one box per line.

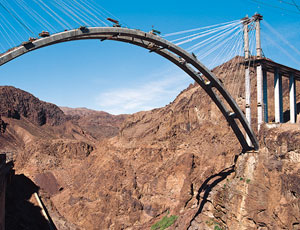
xmin=246 ymin=58 xmax=300 ymax=79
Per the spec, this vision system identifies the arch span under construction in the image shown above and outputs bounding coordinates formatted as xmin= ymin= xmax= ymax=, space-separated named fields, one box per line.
xmin=0 ymin=27 xmax=259 ymax=151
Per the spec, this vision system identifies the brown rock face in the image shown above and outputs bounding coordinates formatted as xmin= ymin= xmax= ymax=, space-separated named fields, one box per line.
xmin=188 ymin=124 xmax=300 ymax=230
xmin=0 ymin=86 xmax=66 ymax=126
xmin=35 ymin=172 xmax=61 ymax=196
xmin=4 ymin=56 xmax=300 ymax=229
xmin=0 ymin=116 xmax=6 ymax=134
xmin=60 ymin=107 xmax=127 ymax=140
xmin=12 ymin=62 xmax=242 ymax=229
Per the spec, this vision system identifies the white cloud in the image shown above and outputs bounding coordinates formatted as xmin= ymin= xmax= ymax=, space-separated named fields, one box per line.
xmin=95 ymin=68 xmax=193 ymax=114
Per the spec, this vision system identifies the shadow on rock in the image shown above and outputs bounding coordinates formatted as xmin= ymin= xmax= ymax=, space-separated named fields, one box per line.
xmin=275 ymin=102 xmax=300 ymax=123
xmin=5 ymin=174 xmax=54 ymax=230
xmin=188 ymin=154 xmax=239 ymax=228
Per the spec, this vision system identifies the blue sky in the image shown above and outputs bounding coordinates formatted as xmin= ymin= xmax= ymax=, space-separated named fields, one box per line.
xmin=0 ymin=0 xmax=300 ymax=114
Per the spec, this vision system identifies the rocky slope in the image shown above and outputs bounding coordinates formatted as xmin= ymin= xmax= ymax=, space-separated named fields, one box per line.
xmin=0 ymin=86 xmax=85 ymax=150
xmin=0 ymin=86 xmax=67 ymax=126
xmin=2 ymin=56 xmax=300 ymax=229
xmin=14 ymin=80 xmax=240 ymax=229
xmin=0 ymin=87 xmax=125 ymax=155
xmin=188 ymin=124 xmax=300 ymax=230
xmin=60 ymin=107 xmax=127 ymax=140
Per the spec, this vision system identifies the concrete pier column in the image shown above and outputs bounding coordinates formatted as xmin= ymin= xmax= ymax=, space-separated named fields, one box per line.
xmin=263 ymin=69 xmax=268 ymax=122
xmin=289 ymin=73 xmax=297 ymax=123
xmin=245 ymin=67 xmax=251 ymax=145
xmin=274 ymin=68 xmax=283 ymax=123
xmin=257 ymin=64 xmax=263 ymax=130
xmin=242 ymin=16 xmax=252 ymax=145
xmin=245 ymin=68 xmax=251 ymax=126
xmin=254 ymin=13 xmax=263 ymax=130
xmin=254 ymin=13 xmax=263 ymax=58
xmin=242 ymin=16 xmax=250 ymax=60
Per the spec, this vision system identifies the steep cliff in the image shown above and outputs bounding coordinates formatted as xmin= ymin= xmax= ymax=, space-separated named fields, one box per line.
xmin=4 ymin=56 xmax=300 ymax=229
xmin=188 ymin=124 xmax=300 ymax=230
xmin=0 ymin=86 xmax=67 ymax=126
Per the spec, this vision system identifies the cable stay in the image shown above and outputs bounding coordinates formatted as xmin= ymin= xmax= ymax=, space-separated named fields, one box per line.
xmin=0 ymin=0 xmax=263 ymax=79
xmin=162 ymin=19 xmax=241 ymax=37
xmin=0 ymin=1 xmax=34 ymax=35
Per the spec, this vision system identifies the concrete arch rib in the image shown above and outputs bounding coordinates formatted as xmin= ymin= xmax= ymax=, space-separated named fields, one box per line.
xmin=0 ymin=27 xmax=259 ymax=151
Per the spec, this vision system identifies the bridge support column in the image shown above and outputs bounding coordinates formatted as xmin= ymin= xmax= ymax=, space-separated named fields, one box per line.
xmin=242 ymin=16 xmax=252 ymax=146
xmin=289 ymin=73 xmax=297 ymax=123
xmin=254 ymin=13 xmax=263 ymax=130
xmin=245 ymin=67 xmax=251 ymax=145
xmin=254 ymin=14 xmax=263 ymax=58
xmin=263 ymin=69 xmax=268 ymax=122
xmin=274 ymin=68 xmax=283 ymax=123
xmin=245 ymin=68 xmax=251 ymax=126
xmin=257 ymin=64 xmax=263 ymax=130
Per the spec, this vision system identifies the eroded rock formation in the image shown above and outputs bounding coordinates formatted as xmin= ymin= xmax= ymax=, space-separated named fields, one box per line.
xmin=60 ymin=107 xmax=128 ymax=139
xmin=188 ymin=124 xmax=300 ymax=230
xmin=2 ymin=57 xmax=300 ymax=229
xmin=0 ymin=86 xmax=67 ymax=126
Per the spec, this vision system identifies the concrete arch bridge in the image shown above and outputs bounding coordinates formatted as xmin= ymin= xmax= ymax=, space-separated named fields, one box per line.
xmin=0 ymin=27 xmax=259 ymax=151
